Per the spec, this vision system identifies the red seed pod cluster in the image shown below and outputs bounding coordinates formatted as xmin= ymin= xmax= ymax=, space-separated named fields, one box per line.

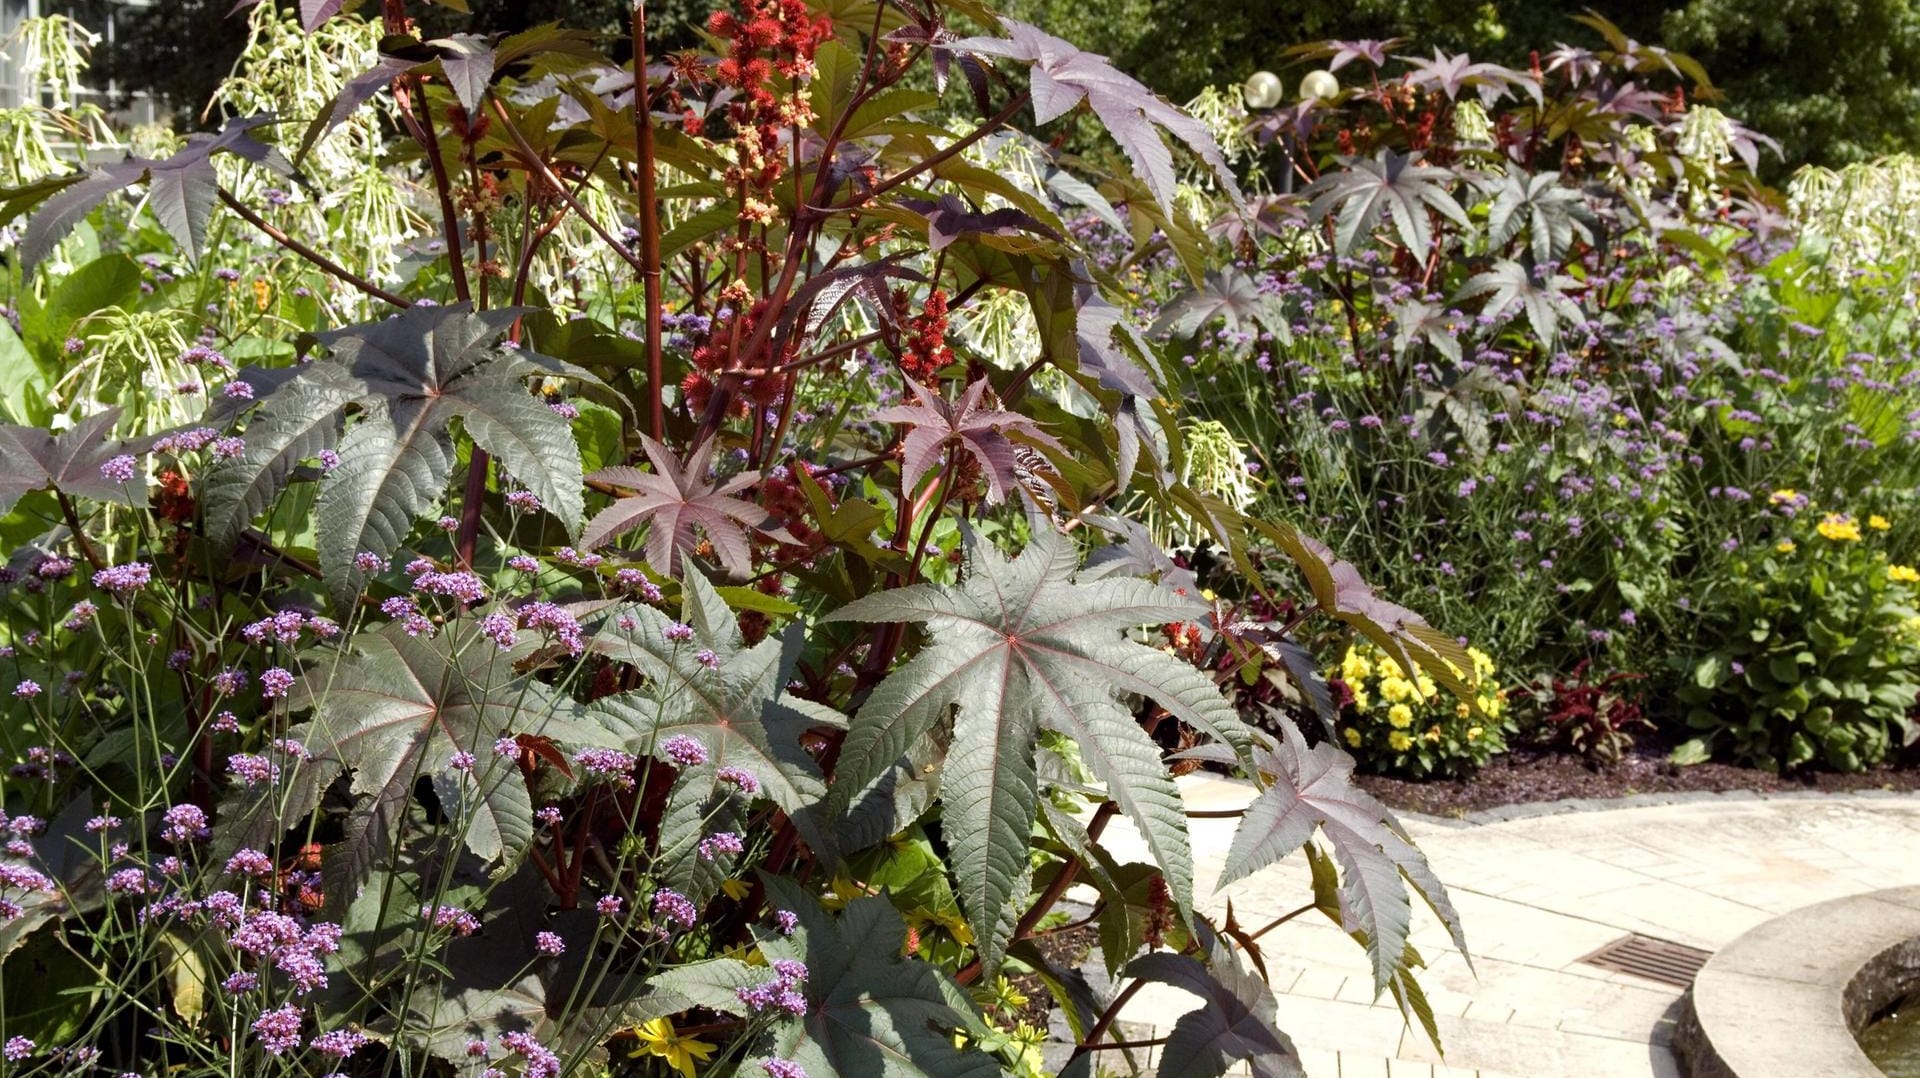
xmin=898 ymin=288 xmax=955 ymax=383
xmin=707 ymin=0 xmax=835 ymax=214
xmin=687 ymin=296 xmax=796 ymax=412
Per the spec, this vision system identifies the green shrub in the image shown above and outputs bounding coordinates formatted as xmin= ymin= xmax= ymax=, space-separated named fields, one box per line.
xmin=1676 ymin=502 xmax=1920 ymax=770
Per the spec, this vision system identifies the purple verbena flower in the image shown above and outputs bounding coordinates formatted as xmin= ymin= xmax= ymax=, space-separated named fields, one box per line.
xmin=251 ymin=1005 xmax=304 ymax=1055
xmin=100 ymin=454 xmax=138 ymax=483
xmin=661 ymin=735 xmax=708 ymax=767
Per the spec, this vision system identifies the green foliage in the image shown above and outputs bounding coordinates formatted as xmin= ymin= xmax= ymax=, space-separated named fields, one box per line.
xmin=0 ymin=2 xmax=1489 ymax=1075
xmin=1675 ymin=511 xmax=1920 ymax=771
xmin=826 ymin=527 xmax=1255 ymax=970
xmin=204 ymin=304 xmax=591 ymax=606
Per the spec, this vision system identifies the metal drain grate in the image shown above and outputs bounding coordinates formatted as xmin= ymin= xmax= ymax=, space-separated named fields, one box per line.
xmin=1577 ymin=934 xmax=1712 ymax=988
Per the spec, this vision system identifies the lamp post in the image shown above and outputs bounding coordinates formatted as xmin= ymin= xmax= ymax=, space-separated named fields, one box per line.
xmin=1241 ymin=69 xmax=1336 ymax=194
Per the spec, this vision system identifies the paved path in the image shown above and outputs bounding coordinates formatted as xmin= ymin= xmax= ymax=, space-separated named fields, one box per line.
xmin=1091 ymin=780 xmax=1920 ymax=1077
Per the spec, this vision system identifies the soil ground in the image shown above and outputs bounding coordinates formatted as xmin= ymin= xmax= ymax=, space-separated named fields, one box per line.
xmin=1354 ymin=731 xmax=1920 ymax=817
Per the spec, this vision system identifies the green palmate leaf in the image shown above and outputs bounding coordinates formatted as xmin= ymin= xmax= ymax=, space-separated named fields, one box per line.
xmin=202 ymin=303 xmax=586 ymax=607
xmin=758 ymin=880 xmax=1001 ymax=1078
xmin=1150 ymin=268 xmax=1292 ymax=345
xmin=1124 ymin=921 xmax=1303 ymax=1078
xmin=1455 ymin=258 xmax=1585 ymax=344
xmin=290 ymin=618 xmax=614 ymax=877
xmin=588 ymin=571 xmax=838 ymax=852
xmin=1303 ymin=150 xmax=1467 ymax=257
xmin=825 ymin=527 xmax=1255 ymax=970
xmin=1181 ymin=719 xmax=1467 ymax=994
xmin=1484 ymin=164 xmax=1597 ymax=265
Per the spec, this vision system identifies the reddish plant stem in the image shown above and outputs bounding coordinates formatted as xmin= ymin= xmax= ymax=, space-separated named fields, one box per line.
xmin=632 ymin=2 xmax=666 ymax=439
xmin=217 ymin=190 xmax=410 ymax=308
xmin=1248 ymin=901 xmax=1317 ymax=941
xmin=1014 ymin=802 xmax=1118 ymax=939
xmin=488 ymin=98 xmax=647 ymax=275
xmin=55 ymin=491 xmax=106 ymax=573
xmin=1070 ymin=979 xmax=1148 ymax=1060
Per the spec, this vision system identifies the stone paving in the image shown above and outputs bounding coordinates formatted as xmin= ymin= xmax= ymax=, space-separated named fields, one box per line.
xmin=1089 ymin=779 xmax=1920 ymax=1077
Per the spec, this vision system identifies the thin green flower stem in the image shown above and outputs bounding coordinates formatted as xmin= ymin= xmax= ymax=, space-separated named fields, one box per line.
xmin=216 ymin=188 xmax=410 ymax=309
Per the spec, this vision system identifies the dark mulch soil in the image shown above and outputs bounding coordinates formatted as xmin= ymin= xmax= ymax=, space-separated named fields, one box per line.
xmin=1354 ymin=732 xmax=1920 ymax=818
xmin=1006 ymin=922 xmax=1100 ymax=1029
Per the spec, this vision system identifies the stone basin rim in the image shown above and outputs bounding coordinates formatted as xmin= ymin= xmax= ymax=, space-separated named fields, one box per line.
xmin=1674 ymin=885 xmax=1920 ymax=1078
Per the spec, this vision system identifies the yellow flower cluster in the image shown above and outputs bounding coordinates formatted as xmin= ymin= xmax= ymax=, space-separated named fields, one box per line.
xmin=1891 ymin=564 xmax=1920 ymax=584
xmin=1817 ymin=513 xmax=1863 ymax=542
xmin=1336 ymin=643 xmax=1505 ymax=768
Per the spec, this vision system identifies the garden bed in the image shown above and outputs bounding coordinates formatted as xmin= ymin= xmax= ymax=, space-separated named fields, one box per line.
xmin=1355 ymin=735 xmax=1920 ymax=817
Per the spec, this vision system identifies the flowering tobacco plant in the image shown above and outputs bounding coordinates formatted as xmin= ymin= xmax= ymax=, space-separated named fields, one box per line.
xmin=0 ymin=1 xmax=1484 ymax=1075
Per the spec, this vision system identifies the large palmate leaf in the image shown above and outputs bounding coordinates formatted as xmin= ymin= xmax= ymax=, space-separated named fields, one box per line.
xmin=948 ymin=19 xmax=1241 ymax=217
xmin=1484 ymin=165 xmax=1597 ymax=265
xmin=1181 ymin=720 xmax=1467 ymax=994
xmin=0 ymin=407 xmax=152 ymax=513
xmin=588 ymin=571 xmax=839 ymax=852
xmin=1303 ymin=150 xmax=1467 ymax=257
xmin=871 ymin=377 xmax=1066 ymax=505
xmin=1454 ymin=259 xmax=1585 ymax=344
xmin=825 ymin=528 xmax=1256 ymax=970
xmin=579 ymin=436 xmax=789 ymax=578
xmin=1401 ymin=49 xmax=1540 ymax=106
xmin=1150 ymin=269 xmax=1292 ymax=346
xmin=1123 ymin=922 xmax=1303 ymax=1078
xmin=755 ymin=880 xmax=1001 ymax=1078
xmin=900 ymin=194 xmax=1062 ymax=252
xmin=12 ymin=114 xmax=289 ymax=274
xmin=289 ymin=618 xmax=614 ymax=876
xmin=203 ymin=303 xmax=587 ymax=606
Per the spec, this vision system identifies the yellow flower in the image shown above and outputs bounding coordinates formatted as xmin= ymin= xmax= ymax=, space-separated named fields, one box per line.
xmin=1891 ymin=565 xmax=1920 ymax=584
xmin=1388 ymin=731 xmax=1413 ymax=752
xmin=252 ymin=278 xmax=271 ymax=311
xmin=1387 ymin=704 xmax=1414 ymax=728
xmin=1379 ymin=677 xmax=1413 ymax=704
xmin=1343 ymin=727 xmax=1362 ymax=748
xmin=720 ymin=878 xmax=752 ymax=900
xmin=1414 ymin=674 xmax=1437 ymax=699
xmin=1870 ymin=514 xmax=1892 ymax=531
xmin=1377 ymin=656 xmax=1405 ymax=681
xmin=1340 ymin=647 xmax=1372 ymax=683
xmin=1769 ymin=489 xmax=1799 ymax=506
xmin=1817 ymin=514 xmax=1862 ymax=542
xmin=628 ymin=1019 xmax=716 ymax=1078
xmin=1776 ymin=540 xmax=1796 ymax=554
xmin=1424 ymin=725 xmax=1442 ymax=743
xmin=1467 ymin=647 xmax=1496 ymax=679
xmin=1467 ymin=726 xmax=1483 ymax=741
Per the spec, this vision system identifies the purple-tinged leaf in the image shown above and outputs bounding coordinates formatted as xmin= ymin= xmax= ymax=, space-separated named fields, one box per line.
xmin=1180 ymin=719 xmax=1467 ymax=994
xmin=947 ymin=19 xmax=1241 ymax=216
xmin=300 ymin=0 xmax=346 ymax=31
xmin=871 ymin=377 xmax=1068 ymax=505
xmin=432 ymin=34 xmax=495 ymax=114
xmin=0 ymin=407 xmax=154 ymax=512
xmin=581 ymin=436 xmax=788 ymax=578
xmin=1125 ymin=921 xmax=1304 ymax=1077
xmin=901 ymin=193 xmax=1062 ymax=252
xmin=298 ymin=55 xmax=422 ymax=165
xmin=826 ymin=529 xmax=1258 ymax=970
